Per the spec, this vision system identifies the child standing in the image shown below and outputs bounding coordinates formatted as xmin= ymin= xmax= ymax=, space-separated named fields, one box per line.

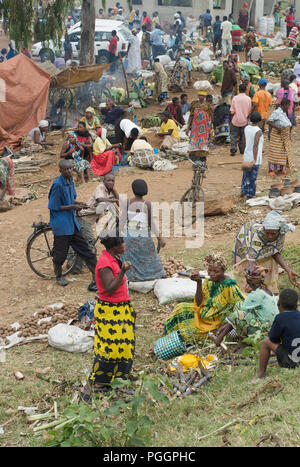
xmin=241 ymin=112 xmax=263 ymax=199
xmin=258 ymin=289 xmax=300 ymax=378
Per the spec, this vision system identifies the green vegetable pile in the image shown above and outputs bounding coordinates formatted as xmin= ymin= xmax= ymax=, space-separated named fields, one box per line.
xmin=210 ymin=62 xmax=263 ymax=84
xmin=262 ymin=57 xmax=297 ymax=77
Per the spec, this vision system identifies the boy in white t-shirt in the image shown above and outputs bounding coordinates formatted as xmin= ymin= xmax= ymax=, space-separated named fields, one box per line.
xmin=241 ymin=112 xmax=263 ymax=199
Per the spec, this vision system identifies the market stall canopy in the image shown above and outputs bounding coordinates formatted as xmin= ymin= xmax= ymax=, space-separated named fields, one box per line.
xmin=0 ymin=54 xmax=50 ymax=151
xmin=50 ymin=62 xmax=111 ymax=88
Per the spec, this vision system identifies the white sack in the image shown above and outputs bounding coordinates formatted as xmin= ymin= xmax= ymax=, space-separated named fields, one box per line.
xmin=154 ymin=277 xmax=197 ymax=305
xmin=48 ymin=324 xmax=94 ymax=353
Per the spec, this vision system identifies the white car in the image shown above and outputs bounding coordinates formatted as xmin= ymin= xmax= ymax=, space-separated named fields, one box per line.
xmin=31 ymin=19 xmax=132 ymax=64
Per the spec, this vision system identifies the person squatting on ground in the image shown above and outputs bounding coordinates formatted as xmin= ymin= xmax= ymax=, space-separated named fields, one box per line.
xmin=258 ymin=288 xmax=300 ymax=378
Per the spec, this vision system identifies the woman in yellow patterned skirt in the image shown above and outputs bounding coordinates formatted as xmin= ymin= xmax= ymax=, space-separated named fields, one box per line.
xmin=80 ymin=234 xmax=135 ymax=402
xmin=164 ymin=253 xmax=245 ymax=343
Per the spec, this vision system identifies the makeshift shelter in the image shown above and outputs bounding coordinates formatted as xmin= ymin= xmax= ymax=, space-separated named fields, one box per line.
xmin=50 ymin=63 xmax=110 ymax=89
xmin=0 ymin=55 xmax=112 ymax=150
xmin=0 ymin=54 xmax=50 ymax=151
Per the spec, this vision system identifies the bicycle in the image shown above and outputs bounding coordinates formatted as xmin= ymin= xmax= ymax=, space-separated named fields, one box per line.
xmin=26 ymin=221 xmax=77 ymax=279
xmin=27 ymin=213 xmax=161 ymax=279
xmin=179 ymin=155 xmax=208 ymax=225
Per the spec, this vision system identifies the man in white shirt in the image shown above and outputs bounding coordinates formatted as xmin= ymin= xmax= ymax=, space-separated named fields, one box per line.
xmin=221 ymin=16 xmax=232 ymax=57
xmin=248 ymin=43 xmax=263 ymax=67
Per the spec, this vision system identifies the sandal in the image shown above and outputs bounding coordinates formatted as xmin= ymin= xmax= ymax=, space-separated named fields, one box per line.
xmin=78 ymin=391 xmax=92 ymax=405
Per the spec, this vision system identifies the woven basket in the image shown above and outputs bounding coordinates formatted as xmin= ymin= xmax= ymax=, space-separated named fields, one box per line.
xmin=153 ymin=331 xmax=187 ymax=360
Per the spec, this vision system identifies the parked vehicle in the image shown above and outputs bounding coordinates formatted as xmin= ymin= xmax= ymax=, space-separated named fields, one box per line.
xmin=31 ymin=19 xmax=132 ymax=64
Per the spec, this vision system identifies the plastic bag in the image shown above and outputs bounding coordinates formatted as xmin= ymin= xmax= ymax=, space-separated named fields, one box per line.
xmin=193 ymin=80 xmax=213 ymax=92
xmin=154 ymin=277 xmax=197 ymax=305
xmin=156 ymin=54 xmax=171 ymax=66
xmin=48 ymin=324 xmax=94 ymax=353
xmin=168 ymin=354 xmax=217 ymax=374
xmin=128 ymin=280 xmax=157 ymax=294
xmin=199 ymin=47 xmax=214 ymax=62
xmin=200 ymin=60 xmax=217 ymax=73
xmin=153 ymin=160 xmax=178 ymax=171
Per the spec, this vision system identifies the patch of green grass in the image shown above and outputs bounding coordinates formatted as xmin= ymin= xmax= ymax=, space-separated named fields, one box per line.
xmin=1 ymin=242 xmax=300 ymax=446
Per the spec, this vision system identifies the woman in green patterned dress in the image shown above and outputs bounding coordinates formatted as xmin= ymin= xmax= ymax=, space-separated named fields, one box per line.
xmin=213 ymin=266 xmax=279 ymax=346
xmin=164 ymin=253 xmax=245 ymax=344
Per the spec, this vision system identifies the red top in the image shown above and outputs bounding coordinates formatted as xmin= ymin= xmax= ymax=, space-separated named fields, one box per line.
xmin=109 ymin=36 xmax=118 ymax=55
xmin=285 ymin=14 xmax=294 ymax=27
xmin=142 ymin=16 xmax=151 ymax=30
xmin=95 ymin=250 xmax=130 ymax=303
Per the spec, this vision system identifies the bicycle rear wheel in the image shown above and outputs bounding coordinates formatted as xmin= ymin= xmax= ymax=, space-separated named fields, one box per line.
xmin=179 ymin=186 xmax=205 ymax=226
xmin=26 ymin=227 xmax=77 ymax=279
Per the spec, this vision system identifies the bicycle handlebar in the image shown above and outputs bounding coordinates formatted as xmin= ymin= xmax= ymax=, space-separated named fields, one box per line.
xmin=187 ymin=157 xmax=208 ymax=170
xmin=32 ymin=221 xmax=49 ymax=230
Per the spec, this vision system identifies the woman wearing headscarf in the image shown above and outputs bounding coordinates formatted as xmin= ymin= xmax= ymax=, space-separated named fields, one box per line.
xmin=80 ymin=233 xmax=135 ymax=402
xmin=163 ymin=253 xmax=245 ymax=344
xmin=214 ymin=266 xmax=278 ymax=346
xmin=28 ymin=120 xmax=53 ymax=148
xmin=91 ymin=128 xmax=121 ymax=176
xmin=60 ymin=132 xmax=92 ymax=183
xmin=267 ymin=98 xmax=293 ymax=176
xmin=153 ymin=59 xmax=169 ymax=105
xmin=276 ymin=79 xmax=295 ymax=125
xmin=170 ymin=52 xmax=192 ymax=92
xmin=238 ymin=3 xmax=249 ymax=31
xmin=187 ymin=91 xmax=211 ymax=154
xmin=233 ymin=210 xmax=299 ymax=294
xmin=120 ymin=179 xmax=166 ymax=282
xmin=80 ymin=107 xmax=101 ymax=134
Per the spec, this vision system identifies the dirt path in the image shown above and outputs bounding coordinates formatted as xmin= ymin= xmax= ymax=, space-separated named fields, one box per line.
xmin=1 ymin=47 xmax=300 ymax=323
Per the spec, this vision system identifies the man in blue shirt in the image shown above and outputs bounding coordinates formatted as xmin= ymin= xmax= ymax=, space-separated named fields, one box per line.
xmin=48 ymin=160 xmax=97 ymax=290
xmin=258 ymin=289 xmax=300 ymax=378
xmin=150 ymin=25 xmax=166 ymax=60
xmin=213 ymin=15 xmax=222 ymax=53
xmin=202 ymin=9 xmax=212 ymax=38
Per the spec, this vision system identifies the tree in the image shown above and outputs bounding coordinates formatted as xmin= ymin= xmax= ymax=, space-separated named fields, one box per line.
xmin=79 ymin=0 xmax=95 ymax=65
xmin=0 ymin=0 xmax=75 ymax=49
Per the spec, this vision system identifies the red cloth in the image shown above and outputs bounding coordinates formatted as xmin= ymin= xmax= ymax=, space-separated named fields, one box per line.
xmin=231 ymin=29 xmax=243 ymax=44
xmin=91 ymin=149 xmax=120 ymax=176
xmin=142 ymin=16 xmax=151 ymax=30
xmin=95 ymin=250 xmax=130 ymax=303
xmin=285 ymin=14 xmax=294 ymax=27
xmin=109 ymin=36 xmax=118 ymax=55
xmin=0 ymin=54 xmax=50 ymax=150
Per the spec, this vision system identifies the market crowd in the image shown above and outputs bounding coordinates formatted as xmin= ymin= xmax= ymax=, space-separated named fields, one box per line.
xmin=1 ymin=2 xmax=300 ymax=404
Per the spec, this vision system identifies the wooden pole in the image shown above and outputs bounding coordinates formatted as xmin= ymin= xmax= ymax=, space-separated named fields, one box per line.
xmin=119 ymin=53 xmax=130 ymax=105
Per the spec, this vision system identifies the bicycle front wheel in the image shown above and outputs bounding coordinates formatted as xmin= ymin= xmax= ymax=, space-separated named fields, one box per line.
xmin=26 ymin=228 xmax=77 ymax=279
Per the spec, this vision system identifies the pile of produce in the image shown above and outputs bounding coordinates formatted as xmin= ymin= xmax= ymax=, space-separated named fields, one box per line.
xmin=262 ymin=57 xmax=297 ymax=77
xmin=0 ymin=303 xmax=78 ymax=343
xmin=161 ymin=257 xmax=187 ymax=277
xmin=210 ymin=62 xmax=262 ymax=84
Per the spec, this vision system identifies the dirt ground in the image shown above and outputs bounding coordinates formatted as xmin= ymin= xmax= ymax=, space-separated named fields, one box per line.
xmin=1 ymin=47 xmax=300 ymax=324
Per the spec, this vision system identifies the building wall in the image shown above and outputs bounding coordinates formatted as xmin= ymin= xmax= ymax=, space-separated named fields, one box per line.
xmin=95 ymin=0 xmax=233 ymax=23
